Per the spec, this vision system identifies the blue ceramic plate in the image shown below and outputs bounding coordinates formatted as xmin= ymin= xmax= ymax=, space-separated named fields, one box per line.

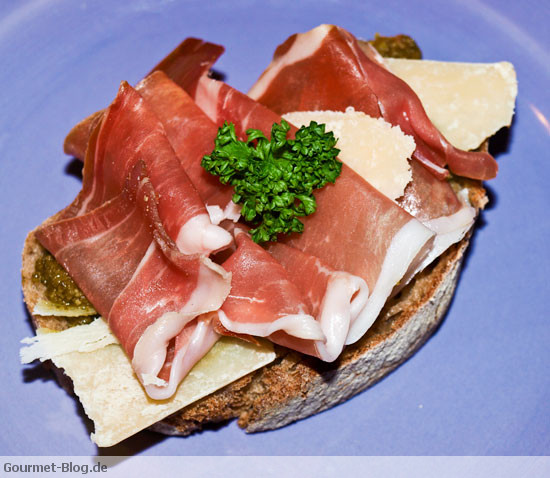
xmin=1 ymin=0 xmax=548 ymax=456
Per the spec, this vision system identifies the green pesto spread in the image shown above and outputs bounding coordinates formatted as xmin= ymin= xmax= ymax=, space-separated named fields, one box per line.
xmin=60 ymin=315 xmax=96 ymax=326
xmin=32 ymin=252 xmax=94 ymax=313
xmin=368 ymin=33 xmax=422 ymax=59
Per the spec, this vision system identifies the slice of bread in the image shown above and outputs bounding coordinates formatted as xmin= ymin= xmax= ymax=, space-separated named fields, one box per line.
xmin=21 ymin=175 xmax=486 ymax=438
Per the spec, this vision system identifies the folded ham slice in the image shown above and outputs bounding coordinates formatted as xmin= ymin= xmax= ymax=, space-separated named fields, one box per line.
xmin=64 ymin=37 xmax=224 ymax=160
xmin=188 ymin=76 xmax=434 ymax=345
xmin=78 ymin=81 xmax=231 ymax=255
xmin=193 ymin=75 xmax=289 ymax=139
xmin=219 ymin=229 xmax=368 ymax=361
xmin=219 ymin=228 xmax=325 ymax=342
xmin=37 ymin=163 xmax=231 ymax=400
xmin=38 ymin=80 xmax=233 ymax=399
xmin=36 ymin=193 xmax=151 ymax=317
xmin=110 ymin=241 xmax=229 ymax=400
xmin=266 ymin=241 xmax=368 ymax=361
xmin=67 ymin=70 xmax=238 ymax=223
xmin=135 ymin=71 xmax=234 ymax=212
xmin=247 ymin=24 xmax=477 ymax=270
xmin=282 ymin=167 xmax=434 ymax=344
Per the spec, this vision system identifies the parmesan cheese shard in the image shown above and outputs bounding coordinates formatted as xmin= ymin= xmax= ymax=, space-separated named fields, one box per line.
xmin=283 ymin=109 xmax=415 ymax=200
xmin=385 ymin=58 xmax=517 ymax=151
xmin=20 ymin=319 xmax=117 ymax=363
xmin=21 ymin=325 xmax=275 ymax=447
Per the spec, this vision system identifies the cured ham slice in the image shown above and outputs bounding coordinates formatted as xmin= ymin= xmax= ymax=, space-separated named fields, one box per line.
xmin=148 ymin=37 xmax=224 ymax=98
xmin=37 ymin=79 xmax=233 ymax=399
xmin=110 ymin=241 xmax=229 ymax=400
xmin=247 ymin=24 xmax=476 ymax=268
xmin=192 ymin=75 xmax=290 ymax=139
xmin=36 ymin=193 xmax=151 ymax=318
xmin=281 ymin=167 xmax=434 ymax=344
xmin=79 ymin=81 xmax=231 ymax=255
xmin=218 ymin=229 xmax=368 ymax=361
xmin=64 ymin=37 xmax=224 ymax=160
xmin=66 ymin=71 xmax=236 ymax=221
xmin=266 ymin=242 xmax=368 ymax=361
xmin=190 ymin=79 xmax=434 ymax=344
xmin=249 ymin=24 xmax=497 ymax=181
xmin=219 ymin=228 xmax=324 ymax=341
xmin=398 ymin=160 xmax=475 ymax=270
xmin=135 ymin=71 xmax=234 ymax=211
xmin=36 ymin=179 xmax=231 ymax=400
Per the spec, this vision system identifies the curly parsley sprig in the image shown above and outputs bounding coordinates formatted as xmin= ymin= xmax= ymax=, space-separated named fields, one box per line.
xmin=201 ymin=120 xmax=342 ymax=243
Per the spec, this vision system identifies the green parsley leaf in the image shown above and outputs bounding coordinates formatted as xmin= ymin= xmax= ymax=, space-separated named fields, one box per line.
xmin=201 ymin=120 xmax=342 ymax=243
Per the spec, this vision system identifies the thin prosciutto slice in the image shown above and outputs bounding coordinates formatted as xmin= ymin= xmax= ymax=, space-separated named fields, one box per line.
xmin=398 ymin=160 xmax=475 ymax=270
xmin=192 ymin=75 xmax=288 ymax=139
xmin=135 ymin=71 xmax=235 ymax=212
xmin=189 ymin=76 xmax=434 ymax=344
xmin=36 ymin=193 xmax=151 ymax=317
xmin=219 ymin=228 xmax=324 ymax=341
xmin=249 ymin=24 xmax=497 ymax=181
xmin=148 ymin=37 xmax=224 ymax=98
xmin=36 ymin=175 xmax=230 ymax=400
xmin=64 ymin=37 xmax=224 ymax=160
xmin=282 ymin=167 xmax=434 ymax=344
xmin=111 ymin=242 xmax=228 ymax=400
xmin=67 ymin=70 xmax=237 ymax=223
xmin=36 ymin=81 xmax=233 ymax=399
xmin=78 ymin=81 xmax=231 ymax=255
xmin=266 ymin=241 xmax=368 ymax=361
xmin=219 ymin=229 xmax=368 ymax=361
xmin=247 ymin=24 xmax=477 ymax=268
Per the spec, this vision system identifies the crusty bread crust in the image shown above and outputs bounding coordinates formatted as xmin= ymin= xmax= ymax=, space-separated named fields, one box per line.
xmin=21 ymin=178 xmax=485 ymax=438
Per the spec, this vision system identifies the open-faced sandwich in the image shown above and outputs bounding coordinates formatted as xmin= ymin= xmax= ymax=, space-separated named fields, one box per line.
xmin=20 ymin=25 xmax=517 ymax=447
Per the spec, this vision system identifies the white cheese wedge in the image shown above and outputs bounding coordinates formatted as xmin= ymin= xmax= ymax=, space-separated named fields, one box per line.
xmin=385 ymin=58 xmax=517 ymax=150
xmin=20 ymin=324 xmax=275 ymax=447
xmin=283 ymin=109 xmax=415 ymax=200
